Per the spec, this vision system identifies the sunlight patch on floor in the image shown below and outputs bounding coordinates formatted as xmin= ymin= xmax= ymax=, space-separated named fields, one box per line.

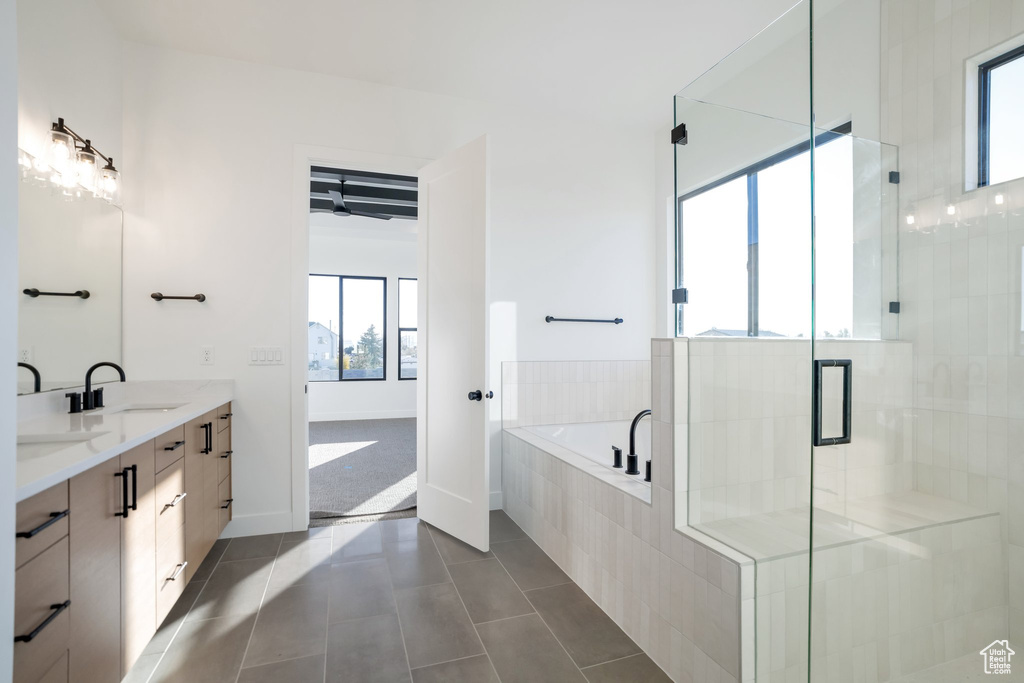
xmin=309 ymin=440 xmax=377 ymax=468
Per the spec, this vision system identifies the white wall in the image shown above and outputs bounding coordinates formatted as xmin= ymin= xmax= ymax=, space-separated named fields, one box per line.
xmin=17 ymin=0 xmax=122 ymax=164
xmin=121 ymin=43 xmax=657 ymax=532
xmin=1 ymin=0 xmax=18 ymax=674
xmin=308 ymin=219 xmax=417 ymax=421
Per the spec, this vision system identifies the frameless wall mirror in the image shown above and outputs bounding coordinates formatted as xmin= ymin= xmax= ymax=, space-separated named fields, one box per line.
xmin=17 ymin=179 xmax=123 ymax=395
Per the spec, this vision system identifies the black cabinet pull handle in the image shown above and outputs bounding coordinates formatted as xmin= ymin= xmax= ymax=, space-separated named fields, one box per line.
xmin=115 ymin=469 xmax=129 ymax=518
xmin=164 ymin=493 xmax=186 ymax=509
xmin=221 ymin=498 xmax=233 ymax=509
xmin=813 ymin=359 xmax=853 ymax=447
xmin=14 ymin=600 xmax=70 ymax=643
xmin=130 ymin=464 xmax=138 ymax=511
xmin=220 ymin=450 xmax=233 ymax=459
xmin=16 ymin=510 xmax=69 ymax=539
xmin=200 ymin=423 xmax=212 ymax=454
xmin=167 ymin=562 xmax=188 ymax=581
xmin=220 ymin=413 xmax=233 ymax=419
xmin=164 ymin=440 xmax=185 ymax=451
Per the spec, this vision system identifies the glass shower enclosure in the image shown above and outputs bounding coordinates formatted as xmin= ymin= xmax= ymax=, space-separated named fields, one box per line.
xmin=673 ymin=0 xmax=1021 ymax=680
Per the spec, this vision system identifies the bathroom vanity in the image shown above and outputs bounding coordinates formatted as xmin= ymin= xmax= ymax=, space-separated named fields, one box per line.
xmin=13 ymin=382 xmax=233 ymax=683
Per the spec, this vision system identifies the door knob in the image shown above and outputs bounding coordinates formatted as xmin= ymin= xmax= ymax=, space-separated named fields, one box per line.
xmin=468 ymin=390 xmax=482 ymax=401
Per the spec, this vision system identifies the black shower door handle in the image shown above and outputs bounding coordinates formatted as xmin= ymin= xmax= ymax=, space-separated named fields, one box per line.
xmin=812 ymin=359 xmax=852 ymax=447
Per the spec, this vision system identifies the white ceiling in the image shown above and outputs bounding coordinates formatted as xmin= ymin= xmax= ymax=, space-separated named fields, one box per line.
xmin=94 ymin=0 xmax=799 ymax=129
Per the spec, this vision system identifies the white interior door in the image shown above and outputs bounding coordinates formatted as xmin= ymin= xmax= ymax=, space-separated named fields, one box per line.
xmin=416 ymin=135 xmax=490 ymax=551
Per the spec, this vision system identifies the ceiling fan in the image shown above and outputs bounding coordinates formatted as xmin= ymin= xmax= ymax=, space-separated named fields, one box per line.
xmin=327 ymin=188 xmax=392 ymax=220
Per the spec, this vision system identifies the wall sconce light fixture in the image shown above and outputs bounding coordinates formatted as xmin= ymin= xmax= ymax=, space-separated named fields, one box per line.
xmin=24 ymin=117 xmax=121 ymax=205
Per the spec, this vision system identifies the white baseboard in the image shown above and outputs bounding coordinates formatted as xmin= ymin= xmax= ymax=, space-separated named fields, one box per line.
xmin=219 ymin=510 xmax=296 ymax=538
xmin=309 ymin=409 xmax=416 ymax=422
xmin=490 ymin=490 xmax=503 ymax=510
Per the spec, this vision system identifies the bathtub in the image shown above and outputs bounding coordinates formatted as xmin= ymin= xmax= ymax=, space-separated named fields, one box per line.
xmin=520 ymin=419 xmax=651 ymax=485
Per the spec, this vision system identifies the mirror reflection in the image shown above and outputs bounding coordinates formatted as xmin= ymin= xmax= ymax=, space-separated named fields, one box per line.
xmin=17 ymin=176 xmax=123 ymax=395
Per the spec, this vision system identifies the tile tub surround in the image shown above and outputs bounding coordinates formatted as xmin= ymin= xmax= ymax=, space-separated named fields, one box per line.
xmin=128 ymin=512 xmax=672 ymax=683
xmin=501 ymin=360 xmax=651 ymax=428
xmin=15 ymin=379 xmax=234 ymax=500
xmin=504 ymin=340 xmax=750 ymax=683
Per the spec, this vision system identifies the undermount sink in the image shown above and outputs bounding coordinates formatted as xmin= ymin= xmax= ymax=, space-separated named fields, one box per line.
xmin=104 ymin=402 xmax=186 ymax=414
xmin=17 ymin=431 xmax=111 ymax=460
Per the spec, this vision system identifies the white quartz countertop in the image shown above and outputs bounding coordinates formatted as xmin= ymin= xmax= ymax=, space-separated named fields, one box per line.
xmin=16 ymin=380 xmax=234 ymax=502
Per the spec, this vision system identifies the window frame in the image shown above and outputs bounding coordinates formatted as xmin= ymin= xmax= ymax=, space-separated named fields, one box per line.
xmin=978 ymin=43 xmax=1024 ymax=188
xmin=308 ymin=273 xmax=388 ymax=382
xmin=674 ymin=121 xmax=852 ymax=337
xmin=397 ymin=277 xmax=418 ymax=381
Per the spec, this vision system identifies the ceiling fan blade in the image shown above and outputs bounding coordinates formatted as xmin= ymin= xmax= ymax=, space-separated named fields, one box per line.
xmin=327 ymin=189 xmax=349 ymax=214
xmin=349 ymin=209 xmax=393 ymax=220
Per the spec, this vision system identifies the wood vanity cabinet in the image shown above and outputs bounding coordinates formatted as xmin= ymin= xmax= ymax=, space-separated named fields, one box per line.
xmin=13 ymin=484 xmax=70 ymax=683
xmin=14 ymin=401 xmax=233 ymax=683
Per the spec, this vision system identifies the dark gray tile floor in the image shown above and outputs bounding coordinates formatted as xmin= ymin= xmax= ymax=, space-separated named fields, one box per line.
xmin=128 ymin=510 xmax=671 ymax=683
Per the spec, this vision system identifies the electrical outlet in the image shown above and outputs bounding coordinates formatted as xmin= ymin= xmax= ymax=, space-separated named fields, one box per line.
xmin=200 ymin=346 xmax=215 ymax=365
xmin=18 ymin=348 xmax=32 ymax=363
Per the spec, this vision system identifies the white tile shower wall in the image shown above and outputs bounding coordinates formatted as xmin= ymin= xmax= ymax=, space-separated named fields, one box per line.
xmin=880 ymin=0 xmax=1024 ymax=645
xmin=686 ymin=338 xmax=914 ymax=525
xmin=502 ymin=340 xmax=751 ymax=682
xmin=500 ymin=360 xmax=651 ymax=428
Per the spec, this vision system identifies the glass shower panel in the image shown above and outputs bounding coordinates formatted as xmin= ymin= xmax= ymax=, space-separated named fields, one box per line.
xmin=674 ymin=2 xmax=815 ymax=681
xmin=806 ymin=0 xmax=1015 ymax=680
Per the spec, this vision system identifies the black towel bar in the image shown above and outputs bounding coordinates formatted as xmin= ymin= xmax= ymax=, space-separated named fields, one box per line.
xmin=23 ymin=288 xmax=90 ymax=299
xmin=545 ymin=316 xmax=623 ymax=325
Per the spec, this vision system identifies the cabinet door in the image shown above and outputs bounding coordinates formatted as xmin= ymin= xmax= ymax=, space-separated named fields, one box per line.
xmin=204 ymin=419 xmax=224 ymax=550
xmin=14 ymin=538 xmax=69 ymax=683
xmin=218 ymin=477 xmax=233 ymax=533
xmin=183 ymin=412 xmax=215 ymax=583
xmin=68 ymin=456 xmax=122 ymax=683
xmin=217 ymin=421 xmax=231 ymax=484
xmin=120 ymin=441 xmax=157 ymax=677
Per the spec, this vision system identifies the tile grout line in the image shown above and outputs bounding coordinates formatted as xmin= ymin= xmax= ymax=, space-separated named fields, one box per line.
xmin=489 ymin=538 xmax=591 ymax=681
xmin=230 ymin=535 xmax=285 ymax=683
xmin=425 ymin=523 xmax=505 ymax=683
xmin=322 ymin=525 xmax=333 ymax=683
xmin=578 ymin=652 xmax=646 ymax=671
xmin=380 ymin=521 xmax=416 ymax=683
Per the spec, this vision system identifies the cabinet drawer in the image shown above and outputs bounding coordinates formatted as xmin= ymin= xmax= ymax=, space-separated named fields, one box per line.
xmin=218 ymin=477 xmax=232 ymax=533
xmin=217 ymin=427 xmax=231 ymax=484
xmin=14 ymin=537 xmax=70 ymax=683
xmin=216 ymin=402 xmax=232 ymax=433
xmin=15 ymin=483 xmax=69 ymax=570
xmin=155 ymin=523 xmax=186 ymax=624
xmin=155 ymin=458 xmax=186 ymax=544
xmin=37 ymin=650 xmax=68 ymax=683
xmin=155 ymin=424 xmax=186 ymax=474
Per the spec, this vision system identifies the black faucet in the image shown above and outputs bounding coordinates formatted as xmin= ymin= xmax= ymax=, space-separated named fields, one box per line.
xmin=625 ymin=409 xmax=651 ymax=476
xmin=17 ymin=362 xmax=41 ymax=393
xmin=83 ymin=361 xmax=126 ymax=410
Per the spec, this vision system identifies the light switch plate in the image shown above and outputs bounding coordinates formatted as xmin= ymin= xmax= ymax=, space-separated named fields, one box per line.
xmin=249 ymin=346 xmax=284 ymax=366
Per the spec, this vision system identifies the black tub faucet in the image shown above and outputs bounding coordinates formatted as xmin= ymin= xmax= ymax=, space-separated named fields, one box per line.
xmin=625 ymin=409 xmax=651 ymax=476
xmin=17 ymin=362 xmax=41 ymax=393
xmin=84 ymin=361 xmax=126 ymax=410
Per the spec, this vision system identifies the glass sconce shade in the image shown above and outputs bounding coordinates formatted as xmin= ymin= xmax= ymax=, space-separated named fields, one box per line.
xmin=17 ymin=148 xmax=33 ymax=181
xmin=47 ymin=128 xmax=75 ymax=182
xmin=98 ymin=161 xmax=121 ymax=205
xmin=76 ymin=144 xmax=98 ymax=193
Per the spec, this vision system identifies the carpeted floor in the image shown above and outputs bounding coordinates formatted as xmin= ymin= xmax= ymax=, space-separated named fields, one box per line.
xmin=308 ymin=418 xmax=416 ymax=518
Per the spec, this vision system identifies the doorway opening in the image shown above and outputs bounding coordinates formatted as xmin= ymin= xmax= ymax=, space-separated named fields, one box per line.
xmin=306 ymin=166 xmax=419 ymax=524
